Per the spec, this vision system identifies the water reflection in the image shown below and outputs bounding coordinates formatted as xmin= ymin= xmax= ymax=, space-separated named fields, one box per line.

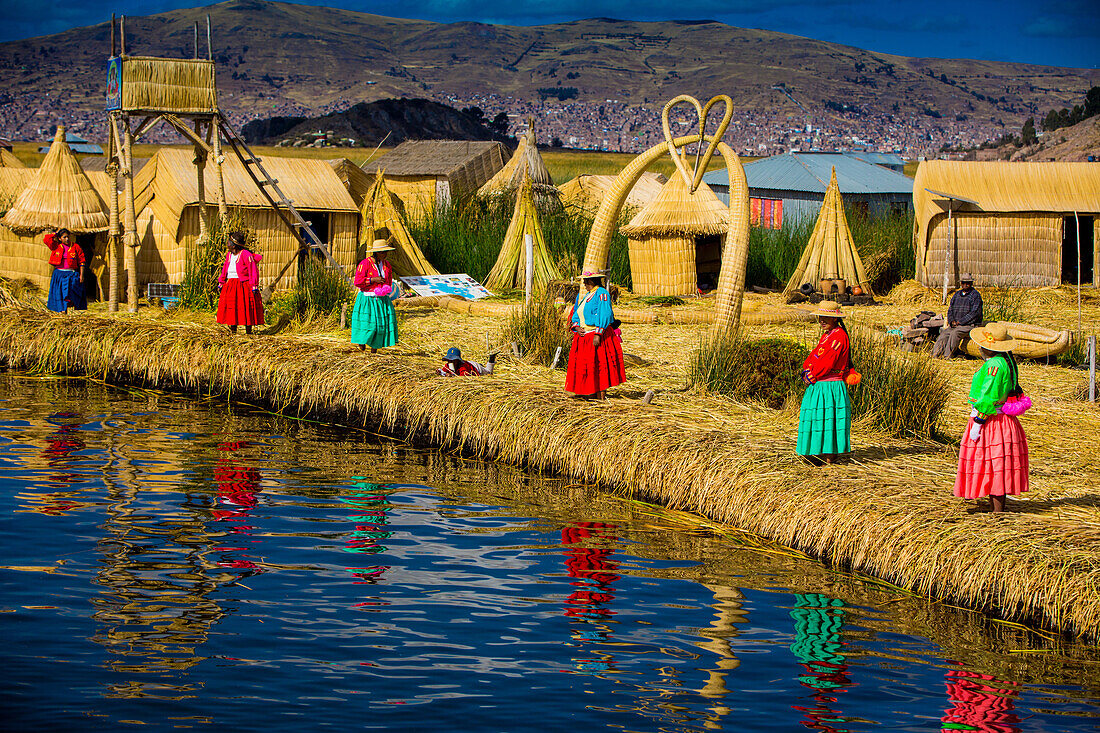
xmin=941 ymin=663 xmax=1022 ymax=733
xmin=693 ymin=583 xmax=747 ymax=728
xmin=790 ymin=594 xmax=854 ymax=733
xmin=562 ymin=522 xmax=621 ymax=676
xmin=20 ymin=412 xmax=92 ymax=515
xmin=211 ymin=441 xmax=264 ymax=576
xmin=341 ymin=480 xmax=393 ymax=585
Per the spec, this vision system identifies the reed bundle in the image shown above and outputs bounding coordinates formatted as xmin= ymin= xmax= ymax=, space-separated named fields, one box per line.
xmin=2 ymin=309 xmax=1099 ymax=639
xmin=783 ymin=169 xmax=872 ymax=296
xmin=0 ymin=126 xmax=108 ymax=234
xmin=484 ymin=175 xmax=562 ymax=292
xmin=357 ymin=171 xmax=438 ymax=277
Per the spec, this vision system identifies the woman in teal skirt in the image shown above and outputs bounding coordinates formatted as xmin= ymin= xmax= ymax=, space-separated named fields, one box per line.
xmin=351 ymin=239 xmax=399 ymax=353
xmin=797 ymin=301 xmax=855 ymax=464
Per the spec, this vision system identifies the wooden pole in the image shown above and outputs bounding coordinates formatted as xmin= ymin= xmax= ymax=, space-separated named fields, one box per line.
xmin=111 ymin=14 xmax=117 ymax=57
xmin=206 ymin=15 xmax=212 ymax=60
xmin=1090 ymin=335 xmax=1096 ymax=403
xmin=193 ymin=126 xmax=208 ymax=242
xmin=193 ymin=22 xmax=199 ymax=59
xmin=942 ymin=205 xmax=952 ymax=305
xmin=119 ymin=113 xmax=140 ymax=312
xmin=210 ymin=119 xmax=228 ymax=221
xmin=120 ymin=16 xmax=125 ymax=56
xmin=524 ymin=232 xmax=533 ymax=305
xmin=106 ymin=114 xmax=121 ymax=312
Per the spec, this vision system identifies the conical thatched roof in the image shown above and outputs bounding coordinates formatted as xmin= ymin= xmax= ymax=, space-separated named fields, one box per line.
xmin=559 ymin=171 xmax=667 ymax=217
xmin=478 ymin=125 xmax=557 ymax=204
xmin=618 ymin=174 xmax=728 ymax=238
xmin=0 ymin=126 xmax=108 ymax=234
xmin=784 ymin=167 xmax=872 ymax=296
xmin=0 ymin=149 xmax=26 ymax=168
xmin=358 ymin=170 xmax=438 ymax=277
xmin=484 ymin=173 xmax=561 ymax=292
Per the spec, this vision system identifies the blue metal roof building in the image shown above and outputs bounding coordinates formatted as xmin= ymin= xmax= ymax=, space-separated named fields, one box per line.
xmin=38 ymin=132 xmax=103 ymax=156
xmin=840 ymin=151 xmax=906 ymax=172
xmin=702 ymin=153 xmax=913 ymax=226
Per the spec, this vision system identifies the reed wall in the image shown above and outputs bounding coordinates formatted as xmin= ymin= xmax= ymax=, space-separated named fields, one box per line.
xmin=627 ymin=235 xmax=697 ymax=296
xmin=920 ymin=213 xmax=1061 ymax=288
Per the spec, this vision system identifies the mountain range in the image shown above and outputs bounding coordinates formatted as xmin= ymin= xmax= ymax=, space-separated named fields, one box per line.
xmin=0 ymin=0 xmax=1096 ymax=138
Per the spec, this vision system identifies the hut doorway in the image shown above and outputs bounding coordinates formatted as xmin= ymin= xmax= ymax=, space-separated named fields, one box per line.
xmin=75 ymin=233 xmax=100 ymax=301
xmin=695 ymin=234 xmax=722 ymax=293
xmin=297 ymin=213 xmax=331 ymax=270
xmin=1062 ymin=215 xmax=1094 ymax=285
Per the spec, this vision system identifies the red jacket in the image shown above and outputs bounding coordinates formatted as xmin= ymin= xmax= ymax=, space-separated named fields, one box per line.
xmin=802 ymin=326 xmax=851 ymax=383
xmin=44 ymin=232 xmax=85 ymax=269
xmin=218 ymin=249 xmax=262 ymax=288
xmin=353 ymin=257 xmax=393 ymax=295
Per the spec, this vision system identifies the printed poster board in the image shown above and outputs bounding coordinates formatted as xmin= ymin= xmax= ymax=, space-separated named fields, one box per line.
xmin=399 ymin=274 xmax=494 ymax=300
xmin=106 ymin=57 xmax=122 ymax=111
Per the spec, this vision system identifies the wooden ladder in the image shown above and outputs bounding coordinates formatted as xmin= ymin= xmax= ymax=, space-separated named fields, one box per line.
xmin=216 ymin=114 xmax=354 ymax=291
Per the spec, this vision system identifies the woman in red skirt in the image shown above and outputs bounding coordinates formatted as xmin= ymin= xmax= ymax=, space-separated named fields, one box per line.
xmin=954 ymin=323 xmax=1030 ymax=513
xmin=216 ymin=232 xmax=264 ymax=334
xmin=565 ymin=270 xmax=625 ymax=400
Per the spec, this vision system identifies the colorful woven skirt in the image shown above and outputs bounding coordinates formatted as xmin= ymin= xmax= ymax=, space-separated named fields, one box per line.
xmin=350 ymin=293 xmax=398 ymax=349
xmin=954 ymin=413 xmax=1028 ymax=498
xmin=216 ymin=279 xmax=265 ymax=326
xmin=796 ymin=380 xmax=851 ymax=456
xmin=46 ymin=269 xmax=86 ymax=312
xmin=565 ymin=330 xmax=626 ymax=396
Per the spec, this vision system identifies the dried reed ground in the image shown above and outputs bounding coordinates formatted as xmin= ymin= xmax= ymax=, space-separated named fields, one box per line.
xmin=1 ymin=282 xmax=1099 ymax=641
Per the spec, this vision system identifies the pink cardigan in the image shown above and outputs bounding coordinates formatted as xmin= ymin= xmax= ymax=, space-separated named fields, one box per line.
xmin=218 ymin=250 xmax=262 ymax=288
xmin=354 ymin=257 xmax=392 ymax=296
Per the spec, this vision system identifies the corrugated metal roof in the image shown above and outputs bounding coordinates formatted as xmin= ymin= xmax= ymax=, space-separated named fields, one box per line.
xmin=702 ymin=153 xmax=913 ymax=195
xmin=842 ymin=151 xmax=906 ymax=168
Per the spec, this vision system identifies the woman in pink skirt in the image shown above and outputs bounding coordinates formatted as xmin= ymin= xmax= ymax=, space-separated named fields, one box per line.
xmin=954 ymin=323 xmax=1030 ymax=513
xmin=216 ymin=232 xmax=264 ymax=334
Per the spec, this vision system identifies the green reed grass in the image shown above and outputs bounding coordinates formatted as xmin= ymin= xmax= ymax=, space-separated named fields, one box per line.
xmin=983 ymin=284 xmax=1030 ymax=323
xmin=180 ymin=213 xmax=254 ymax=311
xmin=502 ymin=292 xmax=573 ymax=368
xmin=410 ymin=194 xmax=634 ymax=288
xmin=293 ymin=256 xmax=354 ymax=318
xmin=848 ymin=326 xmax=950 ymax=437
xmin=689 ymin=330 xmax=809 ymax=408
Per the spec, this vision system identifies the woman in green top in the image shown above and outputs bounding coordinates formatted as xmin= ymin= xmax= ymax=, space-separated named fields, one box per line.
xmin=954 ymin=323 xmax=1030 ymax=512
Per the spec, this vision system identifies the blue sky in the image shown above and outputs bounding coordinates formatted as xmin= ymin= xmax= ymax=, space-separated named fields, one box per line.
xmin=1 ymin=0 xmax=1097 ymax=68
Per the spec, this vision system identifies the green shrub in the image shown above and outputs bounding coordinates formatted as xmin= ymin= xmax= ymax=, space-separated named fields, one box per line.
xmin=502 ymin=293 xmax=573 ymax=369
xmin=294 ymin=256 xmax=354 ymax=318
xmin=1056 ymin=331 xmax=1092 ymax=369
xmin=690 ymin=332 xmax=809 ymax=408
xmin=848 ymin=326 xmax=950 ymax=437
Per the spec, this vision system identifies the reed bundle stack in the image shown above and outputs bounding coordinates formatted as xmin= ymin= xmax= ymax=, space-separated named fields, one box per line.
xmin=619 ymin=174 xmax=729 ymax=297
xmin=2 ymin=310 xmax=1099 ymax=640
xmin=357 ymin=171 xmax=437 ymax=277
xmin=0 ymin=127 xmax=108 ymax=235
xmin=913 ymin=161 xmax=1100 ymax=288
xmin=559 ymin=172 xmax=666 ymax=218
xmin=784 ymin=168 xmax=873 ymax=297
xmin=484 ymin=174 xmax=561 ymax=292
xmin=477 ymin=128 xmax=559 ymax=210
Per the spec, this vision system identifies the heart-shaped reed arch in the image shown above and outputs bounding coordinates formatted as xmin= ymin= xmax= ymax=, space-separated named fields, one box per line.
xmin=582 ymin=94 xmax=750 ymax=333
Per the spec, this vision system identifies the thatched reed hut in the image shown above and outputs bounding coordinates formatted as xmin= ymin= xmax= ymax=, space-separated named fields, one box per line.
xmin=477 ymin=128 xmax=559 ymax=209
xmin=618 ymin=175 xmax=729 ymax=296
xmin=368 ymin=140 xmax=508 ymax=221
xmin=0 ymin=127 xmax=109 ymax=297
xmin=131 ymin=148 xmax=358 ymax=289
xmin=485 ymin=174 xmax=561 ymax=292
xmin=357 ymin=171 xmax=437 ymax=277
xmin=0 ymin=149 xmax=26 ymax=168
xmin=559 ymin=172 xmax=666 ymax=219
xmin=785 ymin=168 xmax=873 ymax=297
xmin=327 ymin=158 xmax=376 ymax=209
xmin=914 ymin=161 xmax=1100 ymax=288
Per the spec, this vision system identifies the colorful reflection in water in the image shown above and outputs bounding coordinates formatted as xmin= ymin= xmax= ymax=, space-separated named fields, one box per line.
xmin=0 ymin=374 xmax=1098 ymax=732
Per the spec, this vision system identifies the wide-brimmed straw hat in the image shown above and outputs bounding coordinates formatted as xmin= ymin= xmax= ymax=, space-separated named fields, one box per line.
xmin=810 ymin=300 xmax=844 ymax=318
xmin=575 ymin=269 xmax=608 ymax=282
xmin=370 ymin=238 xmax=394 ymax=253
xmin=970 ymin=322 xmax=1017 ymax=352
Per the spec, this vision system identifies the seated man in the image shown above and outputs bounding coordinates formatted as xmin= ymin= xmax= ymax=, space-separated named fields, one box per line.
xmin=931 ymin=273 xmax=983 ymax=359
xmin=436 ymin=347 xmax=496 ymax=377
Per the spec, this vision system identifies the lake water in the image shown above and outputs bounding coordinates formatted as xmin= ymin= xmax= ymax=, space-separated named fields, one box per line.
xmin=1 ymin=372 xmax=1097 ymax=731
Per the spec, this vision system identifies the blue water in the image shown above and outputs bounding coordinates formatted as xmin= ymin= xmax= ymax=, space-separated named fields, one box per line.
xmin=1 ymin=373 xmax=1097 ymax=731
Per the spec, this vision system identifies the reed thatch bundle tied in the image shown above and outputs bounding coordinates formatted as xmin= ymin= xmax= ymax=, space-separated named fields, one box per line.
xmin=619 ymin=174 xmax=729 ymax=239
xmin=783 ymin=167 xmax=872 ymax=297
xmin=358 ymin=170 xmax=438 ymax=277
xmin=0 ymin=149 xmax=26 ymax=169
xmin=478 ymin=125 xmax=559 ymax=209
xmin=119 ymin=57 xmax=218 ymax=114
xmin=484 ymin=173 xmax=562 ymax=292
xmin=0 ymin=126 xmax=108 ymax=235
